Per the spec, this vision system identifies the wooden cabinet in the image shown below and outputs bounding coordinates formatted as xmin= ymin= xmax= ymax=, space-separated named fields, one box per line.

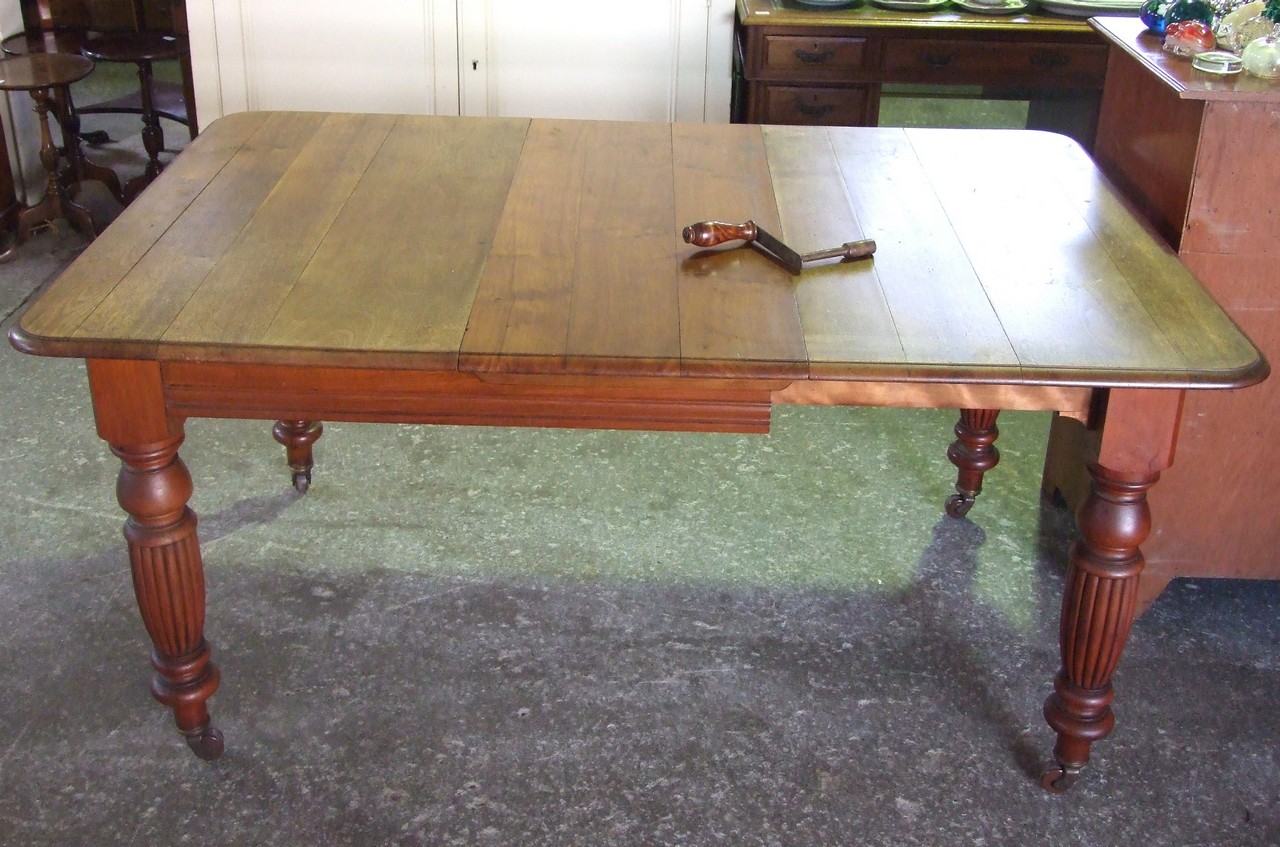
xmin=183 ymin=0 xmax=735 ymax=126
xmin=1041 ymin=17 xmax=1280 ymax=612
xmin=879 ymin=37 xmax=1107 ymax=87
xmin=751 ymin=83 xmax=872 ymax=125
xmin=735 ymin=0 xmax=1108 ymax=148
xmin=755 ymin=33 xmax=872 ymax=77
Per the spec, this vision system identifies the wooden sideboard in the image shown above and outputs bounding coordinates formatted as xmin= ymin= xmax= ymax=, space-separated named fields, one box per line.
xmin=1043 ymin=17 xmax=1280 ymax=612
xmin=734 ymin=0 xmax=1110 ymax=147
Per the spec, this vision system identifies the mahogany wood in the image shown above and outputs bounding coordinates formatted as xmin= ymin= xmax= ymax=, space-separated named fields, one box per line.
xmin=82 ymin=31 xmax=189 ymax=200
xmin=7 ymin=113 xmax=1267 ymax=790
xmin=945 ymin=408 xmax=1000 ymax=518
xmin=14 ymin=0 xmax=197 ymax=139
xmin=734 ymin=0 xmax=1109 ymax=148
xmin=272 ymin=419 xmax=323 ymax=492
xmin=86 ymin=358 xmax=222 ymax=759
xmin=0 ymin=54 xmax=99 ymax=244
xmin=1044 ymin=18 xmax=1280 ymax=612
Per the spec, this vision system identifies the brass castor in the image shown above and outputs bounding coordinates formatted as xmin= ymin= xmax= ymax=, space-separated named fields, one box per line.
xmin=945 ymin=491 xmax=976 ymax=519
xmin=291 ymin=469 xmax=312 ymax=494
xmin=1040 ymin=763 xmax=1082 ymax=793
xmin=184 ymin=725 xmax=225 ymax=761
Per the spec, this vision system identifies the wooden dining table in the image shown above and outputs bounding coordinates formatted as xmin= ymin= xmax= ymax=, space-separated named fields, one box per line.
xmin=8 ymin=111 xmax=1267 ymax=792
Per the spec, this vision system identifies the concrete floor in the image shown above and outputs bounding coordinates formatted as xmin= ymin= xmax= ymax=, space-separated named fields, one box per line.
xmin=0 ymin=95 xmax=1278 ymax=846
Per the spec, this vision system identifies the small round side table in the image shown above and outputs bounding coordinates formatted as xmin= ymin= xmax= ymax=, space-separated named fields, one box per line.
xmin=1 ymin=31 xmax=123 ymax=201
xmin=82 ymin=32 xmax=189 ymax=202
xmin=0 ymin=53 xmax=99 ymax=252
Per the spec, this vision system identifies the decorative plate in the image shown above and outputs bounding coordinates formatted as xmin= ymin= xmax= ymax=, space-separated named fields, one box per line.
xmin=1035 ymin=0 xmax=1142 ymax=17
xmin=950 ymin=0 xmax=1029 ymax=13
xmin=871 ymin=0 xmax=951 ymax=10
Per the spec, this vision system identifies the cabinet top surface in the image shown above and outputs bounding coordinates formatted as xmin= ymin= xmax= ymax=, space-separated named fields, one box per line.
xmin=9 ymin=111 xmax=1266 ymax=390
xmin=737 ymin=0 xmax=1097 ymax=33
xmin=1092 ymin=15 xmax=1280 ymax=101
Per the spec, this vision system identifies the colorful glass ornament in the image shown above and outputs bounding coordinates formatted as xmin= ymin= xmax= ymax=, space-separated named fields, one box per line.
xmin=1166 ymin=0 xmax=1216 ymax=26
xmin=1242 ymin=32 xmax=1280 ymax=76
xmin=1141 ymin=0 xmax=1171 ymax=34
xmin=1165 ymin=20 xmax=1219 ymax=55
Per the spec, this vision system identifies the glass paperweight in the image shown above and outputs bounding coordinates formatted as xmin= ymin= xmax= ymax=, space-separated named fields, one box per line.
xmin=1141 ymin=0 xmax=1171 ymax=34
xmin=1165 ymin=20 xmax=1219 ymax=54
xmin=1242 ymin=32 xmax=1280 ymax=76
xmin=1192 ymin=49 xmax=1246 ymax=71
xmin=1166 ymin=0 xmax=1217 ymax=27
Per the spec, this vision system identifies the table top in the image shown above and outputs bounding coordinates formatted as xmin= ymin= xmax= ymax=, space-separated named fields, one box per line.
xmin=0 ymin=52 xmax=94 ymax=90
xmin=1092 ymin=16 xmax=1280 ymax=102
xmin=9 ymin=111 xmax=1267 ymax=390
xmin=82 ymin=32 xmax=189 ymax=63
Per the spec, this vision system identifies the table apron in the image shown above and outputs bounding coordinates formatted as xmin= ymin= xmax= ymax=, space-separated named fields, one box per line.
xmin=156 ymin=362 xmax=1099 ymax=434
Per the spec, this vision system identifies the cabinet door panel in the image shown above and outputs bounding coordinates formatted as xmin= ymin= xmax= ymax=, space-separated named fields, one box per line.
xmin=459 ymin=0 xmax=733 ymax=122
xmin=242 ymin=0 xmax=436 ymax=114
xmin=186 ymin=0 xmax=459 ymax=121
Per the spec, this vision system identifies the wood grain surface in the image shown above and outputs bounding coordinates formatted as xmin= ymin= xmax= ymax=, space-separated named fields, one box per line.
xmin=11 ymin=112 xmax=1267 ymax=391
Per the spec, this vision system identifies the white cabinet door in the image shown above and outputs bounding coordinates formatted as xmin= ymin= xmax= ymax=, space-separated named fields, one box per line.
xmin=185 ymin=0 xmax=733 ymax=128
xmin=186 ymin=0 xmax=460 ymax=125
xmin=458 ymin=0 xmax=734 ymax=122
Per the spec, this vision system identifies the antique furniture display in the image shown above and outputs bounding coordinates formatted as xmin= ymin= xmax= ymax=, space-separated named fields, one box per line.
xmin=81 ymin=30 xmax=189 ymax=200
xmin=5 ymin=0 xmax=197 ymax=142
xmin=8 ymin=112 xmax=1267 ymax=791
xmin=734 ymin=0 xmax=1110 ymax=148
xmin=0 ymin=53 xmax=101 ymax=245
xmin=1042 ymin=16 xmax=1280 ymax=611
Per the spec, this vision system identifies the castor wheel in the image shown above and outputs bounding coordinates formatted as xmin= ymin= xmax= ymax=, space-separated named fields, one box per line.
xmin=1040 ymin=764 xmax=1082 ymax=793
xmin=291 ymin=469 xmax=312 ymax=494
xmin=945 ymin=492 xmax=976 ymax=518
xmin=184 ymin=726 xmax=225 ymax=761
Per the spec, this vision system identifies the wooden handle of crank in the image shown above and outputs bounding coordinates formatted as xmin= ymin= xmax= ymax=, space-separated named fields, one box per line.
xmin=682 ymin=220 xmax=759 ymax=248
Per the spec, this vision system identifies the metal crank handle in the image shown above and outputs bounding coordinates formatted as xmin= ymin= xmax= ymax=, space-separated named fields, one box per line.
xmin=802 ymin=239 xmax=877 ymax=263
xmin=682 ymin=220 xmax=760 ymax=247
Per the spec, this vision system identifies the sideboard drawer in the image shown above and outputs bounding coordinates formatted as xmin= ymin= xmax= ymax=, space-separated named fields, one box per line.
xmin=751 ymin=84 xmax=871 ymax=125
xmin=758 ymin=34 xmax=870 ymax=78
xmin=881 ymin=39 xmax=1109 ymax=87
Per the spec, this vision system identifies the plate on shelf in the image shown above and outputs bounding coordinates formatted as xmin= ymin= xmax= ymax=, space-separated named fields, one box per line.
xmin=789 ymin=0 xmax=863 ymax=8
xmin=950 ymin=0 xmax=1028 ymax=14
xmin=872 ymin=0 xmax=951 ymax=10
xmin=1034 ymin=0 xmax=1142 ymax=16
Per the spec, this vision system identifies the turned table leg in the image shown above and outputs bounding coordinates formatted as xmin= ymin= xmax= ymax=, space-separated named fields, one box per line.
xmin=88 ymin=359 xmax=222 ymax=760
xmin=945 ymin=408 xmax=1000 ymax=518
xmin=1039 ymin=388 xmax=1183 ymax=791
xmin=114 ymin=433 xmax=223 ymax=760
xmin=19 ymin=86 xmax=95 ymax=241
xmin=273 ymin=420 xmax=323 ymax=493
xmin=1040 ymin=462 xmax=1153 ymax=791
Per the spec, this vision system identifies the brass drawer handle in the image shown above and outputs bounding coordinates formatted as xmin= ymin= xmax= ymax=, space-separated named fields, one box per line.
xmin=794 ymin=46 xmax=836 ymax=64
xmin=922 ymin=51 xmax=954 ymax=69
xmin=1030 ymin=49 xmax=1069 ymax=70
xmin=794 ymin=98 xmax=835 ymax=118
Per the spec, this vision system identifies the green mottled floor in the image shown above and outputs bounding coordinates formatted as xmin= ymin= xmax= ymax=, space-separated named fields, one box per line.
xmin=0 ymin=72 xmax=1276 ymax=847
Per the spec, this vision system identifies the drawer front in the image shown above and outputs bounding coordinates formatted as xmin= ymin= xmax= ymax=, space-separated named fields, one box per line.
xmin=881 ymin=40 xmax=1109 ymax=87
xmin=759 ymin=35 xmax=869 ymax=78
xmin=755 ymin=85 xmax=871 ymax=126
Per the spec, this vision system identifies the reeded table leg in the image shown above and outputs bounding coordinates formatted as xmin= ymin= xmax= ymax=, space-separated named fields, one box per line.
xmin=88 ymin=359 xmax=222 ymax=760
xmin=945 ymin=408 xmax=1000 ymax=518
xmin=1041 ymin=462 xmax=1153 ymax=791
xmin=273 ymin=419 xmax=323 ymax=493
xmin=114 ymin=434 xmax=223 ymax=760
xmin=1040 ymin=388 xmax=1183 ymax=791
